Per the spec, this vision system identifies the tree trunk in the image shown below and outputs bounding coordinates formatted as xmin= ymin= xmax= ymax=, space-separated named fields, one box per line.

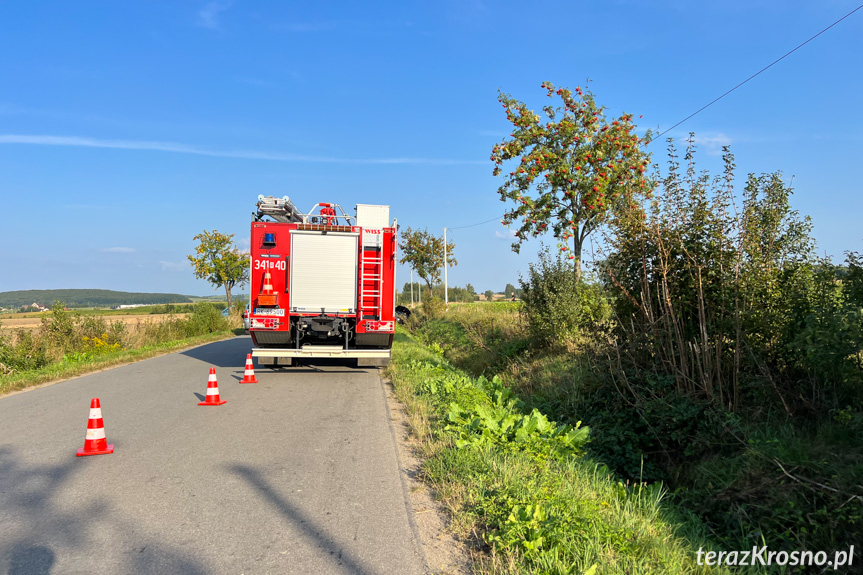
xmin=224 ymin=285 xmax=232 ymax=311
xmin=572 ymin=234 xmax=583 ymax=284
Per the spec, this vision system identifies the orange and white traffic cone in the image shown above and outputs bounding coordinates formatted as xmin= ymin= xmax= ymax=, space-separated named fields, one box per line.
xmin=240 ymin=353 xmax=258 ymax=384
xmin=198 ymin=367 xmax=227 ymax=406
xmin=258 ymin=270 xmax=278 ymax=305
xmin=261 ymin=271 xmax=274 ymax=295
xmin=77 ymin=398 xmax=114 ymax=456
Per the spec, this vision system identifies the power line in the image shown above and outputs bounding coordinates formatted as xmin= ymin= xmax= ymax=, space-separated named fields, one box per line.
xmin=447 ymin=214 xmax=506 ymax=230
xmin=656 ymin=3 xmax=863 ymax=139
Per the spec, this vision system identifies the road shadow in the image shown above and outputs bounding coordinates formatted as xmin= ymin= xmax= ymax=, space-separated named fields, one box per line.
xmin=178 ymin=336 xmax=253 ymax=368
xmin=0 ymin=445 xmax=87 ymax=556
xmin=128 ymin=546 xmax=208 ymax=575
xmin=7 ymin=544 xmax=54 ymax=575
xmin=228 ymin=464 xmax=376 ymax=575
xmin=0 ymin=446 xmax=210 ymax=575
xmin=179 ymin=337 xmax=381 ymax=374
xmin=280 ymin=358 xmax=380 ymax=372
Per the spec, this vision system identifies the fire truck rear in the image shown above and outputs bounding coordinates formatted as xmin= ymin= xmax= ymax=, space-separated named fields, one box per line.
xmin=247 ymin=195 xmax=396 ymax=367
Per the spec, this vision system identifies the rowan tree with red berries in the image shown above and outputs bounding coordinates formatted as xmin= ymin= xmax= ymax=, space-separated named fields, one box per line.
xmin=491 ymin=81 xmax=652 ymax=282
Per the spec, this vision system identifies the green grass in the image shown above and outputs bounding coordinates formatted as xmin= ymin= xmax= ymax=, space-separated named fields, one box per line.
xmin=415 ymin=302 xmax=532 ymax=377
xmin=387 ymin=326 xmax=737 ymax=575
xmin=0 ymin=329 xmax=240 ymax=396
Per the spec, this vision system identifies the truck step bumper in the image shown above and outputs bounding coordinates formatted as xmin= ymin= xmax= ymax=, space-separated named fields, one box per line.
xmin=252 ymin=346 xmax=391 ymax=360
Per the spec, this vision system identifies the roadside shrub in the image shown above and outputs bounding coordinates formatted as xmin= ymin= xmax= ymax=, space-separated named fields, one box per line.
xmin=0 ymin=328 xmax=50 ymax=373
xmin=183 ymin=302 xmax=229 ymax=337
xmin=519 ymin=246 xmax=612 ymax=348
xmin=421 ymin=295 xmax=446 ymax=320
xmin=78 ymin=314 xmax=114 ymax=342
xmin=39 ymin=302 xmax=77 ymax=357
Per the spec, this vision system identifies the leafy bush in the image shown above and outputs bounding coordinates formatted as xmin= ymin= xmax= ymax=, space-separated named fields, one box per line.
xmin=519 ymin=246 xmax=612 ymax=348
xmin=182 ymin=302 xmax=228 ymax=337
xmin=445 ymin=375 xmax=590 ymax=460
xmin=39 ymin=302 xmax=78 ymax=357
xmin=0 ymin=328 xmax=50 ymax=373
xmin=421 ymin=295 xmax=446 ymax=320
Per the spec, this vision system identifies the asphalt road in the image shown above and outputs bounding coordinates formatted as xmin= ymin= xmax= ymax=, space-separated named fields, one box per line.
xmin=0 ymin=336 xmax=428 ymax=575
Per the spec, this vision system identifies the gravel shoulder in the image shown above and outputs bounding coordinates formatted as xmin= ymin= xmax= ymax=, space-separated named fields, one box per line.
xmin=384 ymin=379 xmax=474 ymax=575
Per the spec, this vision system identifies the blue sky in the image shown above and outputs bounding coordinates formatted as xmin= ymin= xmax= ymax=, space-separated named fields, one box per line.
xmin=1 ymin=1 xmax=861 ymax=296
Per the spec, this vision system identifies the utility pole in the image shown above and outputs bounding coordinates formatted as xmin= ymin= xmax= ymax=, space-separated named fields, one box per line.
xmin=443 ymin=227 xmax=449 ymax=307
xmin=410 ymin=269 xmax=414 ymax=307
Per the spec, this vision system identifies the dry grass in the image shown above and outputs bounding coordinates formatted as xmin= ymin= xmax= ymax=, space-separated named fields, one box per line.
xmin=0 ymin=313 xmax=189 ymax=335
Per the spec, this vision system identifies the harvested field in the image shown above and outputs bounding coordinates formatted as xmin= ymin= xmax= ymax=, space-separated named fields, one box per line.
xmin=0 ymin=313 xmax=188 ymax=334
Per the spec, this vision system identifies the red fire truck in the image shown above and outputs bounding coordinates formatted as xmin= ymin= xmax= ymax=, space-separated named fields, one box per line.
xmin=248 ymin=195 xmax=397 ymax=367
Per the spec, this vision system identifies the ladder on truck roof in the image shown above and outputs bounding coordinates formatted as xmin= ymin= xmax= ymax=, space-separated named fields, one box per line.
xmin=255 ymin=195 xmax=356 ymax=226
xmin=359 ymin=242 xmax=383 ymax=321
xmin=255 ymin=195 xmax=304 ymax=223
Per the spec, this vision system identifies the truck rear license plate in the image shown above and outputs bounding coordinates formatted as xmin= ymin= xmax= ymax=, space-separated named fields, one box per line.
xmin=254 ymin=308 xmax=285 ymax=316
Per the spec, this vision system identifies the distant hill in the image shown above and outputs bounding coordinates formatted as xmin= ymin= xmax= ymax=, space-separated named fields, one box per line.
xmin=0 ymin=289 xmax=193 ymax=309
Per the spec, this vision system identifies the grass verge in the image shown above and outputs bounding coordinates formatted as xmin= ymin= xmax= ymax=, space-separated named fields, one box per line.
xmin=386 ymin=326 xmax=734 ymax=575
xmin=0 ymin=329 xmax=241 ymax=397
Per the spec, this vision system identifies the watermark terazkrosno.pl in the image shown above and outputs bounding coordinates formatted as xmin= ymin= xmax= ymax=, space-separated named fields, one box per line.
xmin=696 ymin=546 xmax=855 ymax=569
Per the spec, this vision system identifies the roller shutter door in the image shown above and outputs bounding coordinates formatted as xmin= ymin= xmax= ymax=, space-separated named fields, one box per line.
xmin=289 ymin=231 xmax=358 ymax=313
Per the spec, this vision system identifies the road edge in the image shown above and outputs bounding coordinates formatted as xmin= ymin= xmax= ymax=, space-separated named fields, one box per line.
xmin=382 ymin=375 xmax=474 ymax=575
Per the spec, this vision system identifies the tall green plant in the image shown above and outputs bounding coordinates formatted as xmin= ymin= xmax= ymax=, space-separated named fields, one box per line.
xmin=602 ymin=137 xmax=740 ymax=405
xmin=602 ymin=135 xmax=861 ymax=416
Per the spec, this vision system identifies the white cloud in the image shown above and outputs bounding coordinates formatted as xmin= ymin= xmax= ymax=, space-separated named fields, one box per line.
xmin=197 ymin=1 xmax=232 ymax=30
xmin=691 ymin=133 xmax=732 ymax=156
xmin=160 ymin=261 xmax=188 ymax=272
xmin=101 ymin=247 xmax=135 ymax=253
xmin=494 ymin=229 xmax=516 ymax=239
xmin=0 ymin=134 xmax=484 ymax=165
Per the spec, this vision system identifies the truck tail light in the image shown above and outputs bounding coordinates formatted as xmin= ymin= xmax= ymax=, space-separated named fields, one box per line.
xmin=251 ymin=318 xmax=280 ymax=330
xmin=364 ymin=320 xmax=394 ymax=332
